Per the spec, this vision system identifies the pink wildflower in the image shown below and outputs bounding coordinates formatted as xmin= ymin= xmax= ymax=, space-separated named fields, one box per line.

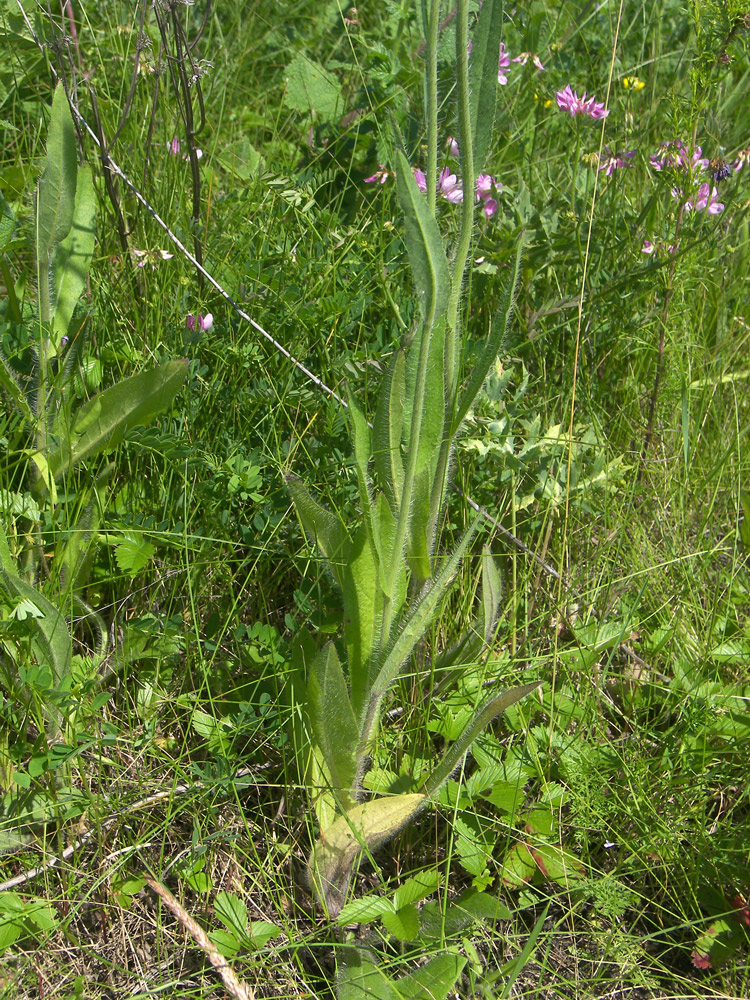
xmin=498 ymin=42 xmax=511 ymax=85
xmin=364 ymin=164 xmax=391 ymax=184
xmin=446 ymin=136 xmax=460 ymax=158
xmin=732 ymin=147 xmax=749 ymax=173
xmin=555 ymin=85 xmax=610 ymax=120
xmin=413 ymin=168 xmax=427 ymax=193
xmin=513 ymin=52 xmax=545 ymax=70
xmin=476 ymin=173 xmax=501 ymax=217
xmin=168 ymin=138 xmax=181 ymax=156
xmin=597 ymin=147 xmax=636 ymax=175
xmin=438 ymin=167 xmax=463 ymax=203
xmin=186 ymin=312 xmax=213 ymax=333
xmin=650 ymin=140 xmax=708 ymax=174
xmin=692 ymin=183 xmax=724 ymax=215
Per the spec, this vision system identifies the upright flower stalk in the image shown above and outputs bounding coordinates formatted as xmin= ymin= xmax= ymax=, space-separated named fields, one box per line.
xmin=425 ymin=0 xmax=441 ymax=212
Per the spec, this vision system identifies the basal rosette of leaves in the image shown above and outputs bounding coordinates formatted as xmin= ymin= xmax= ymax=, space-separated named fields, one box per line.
xmin=286 ymin=0 xmax=540 ymax=917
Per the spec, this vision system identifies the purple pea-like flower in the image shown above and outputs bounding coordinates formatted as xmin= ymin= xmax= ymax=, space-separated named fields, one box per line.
xmin=498 ymin=42 xmax=511 ymax=85
xmin=598 ymin=147 xmax=636 ymax=175
xmin=186 ymin=312 xmax=214 ymax=333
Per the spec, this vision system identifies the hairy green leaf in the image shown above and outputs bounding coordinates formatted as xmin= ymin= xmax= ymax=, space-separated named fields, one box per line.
xmin=46 ymin=360 xmax=189 ymax=482
xmin=373 ymin=351 xmax=406 ymax=511
xmin=52 ymin=164 xmax=96 ymax=341
xmin=421 ymin=682 xmax=541 ymax=797
xmin=307 ymin=793 xmax=427 ymax=916
xmin=307 ymin=643 xmax=359 ymax=809
xmin=35 ymin=84 xmax=77 ymax=266
xmin=395 ymin=150 xmax=450 ymax=323
xmin=287 ymin=475 xmax=348 ymax=591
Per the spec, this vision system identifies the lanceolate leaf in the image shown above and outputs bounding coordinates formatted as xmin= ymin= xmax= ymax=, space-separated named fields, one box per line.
xmin=395 ymin=150 xmax=450 ymax=324
xmin=373 ymin=350 xmax=406 ymax=511
xmin=361 ymin=518 xmax=480 ymax=747
xmin=467 ymin=0 xmax=504 ymax=175
xmin=347 ymin=390 xmax=373 ymax=527
xmin=35 ymin=84 xmax=77 ymax=266
xmin=454 ymin=234 xmax=524 ymax=432
xmin=480 ymin=546 xmax=503 ymax=645
xmin=421 ymin=682 xmax=541 ymax=798
xmin=286 ymin=475 xmax=348 ymax=591
xmin=52 ymin=164 xmax=96 ymax=340
xmin=0 ymin=354 xmax=33 ymax=425
xmin=341 ymin=525 xmax=382 ymax=715
xmin=307 ymin=793 xmax=427 ymax=916
xmin=45 ymin=360 xmax=189 ymax=483
xmin=307 ymin=643 xmax=359 ymax=810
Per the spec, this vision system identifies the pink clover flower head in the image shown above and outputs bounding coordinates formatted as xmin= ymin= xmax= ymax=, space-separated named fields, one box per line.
xmin=438 ymin=167 xmax=463 ymax=203
xmin=555 ymin=85 xmax=610 ymax=120
xmin=447 ymin=136 xmax=460 ymax=158
xmin=498 ymin=42 xmax=511 ymax=85
xmin=598 ymin=147 xmax=636 ymax=175
xmin=413 ymin=168 xmax=427 ymax=193
xmin=186 ymin=312 xmax=213 ymax=333
xmin=168 ymin=137 xmax=181 ymax=156
xmin=513 ymin=51 xmax=545 ymax=71
xmin=364 ymin=164 xmax=391 ymax=184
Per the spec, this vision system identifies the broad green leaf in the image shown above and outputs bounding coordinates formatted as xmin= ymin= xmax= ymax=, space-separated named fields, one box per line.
xmin=344 ymin=523 xmax=383 ymax=715
xmin=396 ymin=953 xmax=467 ymax=1000
xmin=247 ymin=920 xmax=282 ymax=949
xmin=382 ymin=903 xmax=419 ymax=941
xmin=337 ymin=894 xmax=394 ymax=926
xmin=283 ymin=54 xmax=343 ymax=121
xmin=421 ymin=682 xmax=541 ymax=798
xmin=405 ymin=465 xmax=432 ymax=581
xmin=392 ymin=868 xmax=441 ymax=910
xmin=307 ymin=793 xmax=427 ymax=916
xmin=52 ymin=164 xmax=96 ymax=341
xmin=286 ymin=475 xmax=348 ymax=590
xmin=454 ymin=235 xmax=524 ymax=432
xmin=114 ymin=533 xmax=155 ymax=577
xmin=499 ymin=842 xmax=536 ymax=887
xmin=467 ymin=0 xmax=504 ymax=175
xmin=35 ymin=83 xmax=77 ymax=265
xmin=46 ymin=360 xmax=189 ymax=482
xmin=214 ymin=891 xmax=248 ymax=940
xmin=373 ymin=351 xmax=406 ymax=511
xmin=395 ymin=150 xmax=450 ymax=323
xmin=307 ymin=643 xmax=359 ymax=808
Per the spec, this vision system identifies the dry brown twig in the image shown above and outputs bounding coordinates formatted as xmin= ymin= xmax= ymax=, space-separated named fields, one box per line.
xmin=146 ymin=877 xmax=255 ymax=1000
